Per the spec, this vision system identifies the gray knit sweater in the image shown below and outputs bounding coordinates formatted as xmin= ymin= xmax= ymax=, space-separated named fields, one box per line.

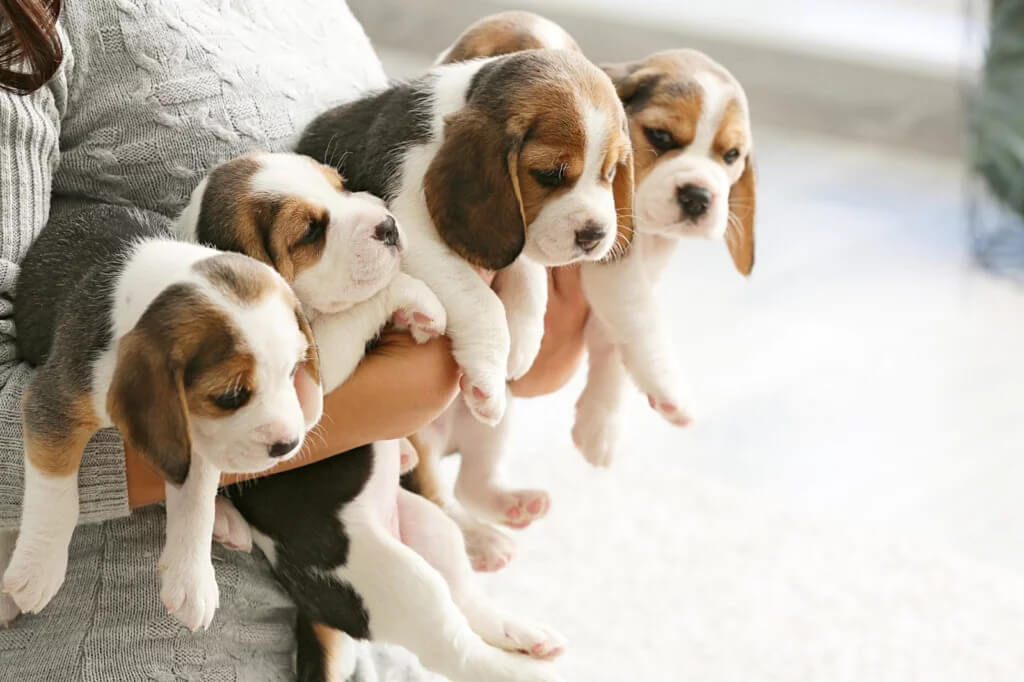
xmin=0 ymin=2 xmax=389 ymax=679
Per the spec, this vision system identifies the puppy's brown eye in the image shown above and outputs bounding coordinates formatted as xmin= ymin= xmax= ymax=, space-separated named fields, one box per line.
xmin=723 ymin=148 xmax=741 ymax=164
xmin=643 ymin=127 xmax=679 ymax=152
xmin=298 ymin=215 xmax=329 ymax=246
xmin=531 ymin=167 xmax=567 ymax=189
xmin=211 ymin=386 xmax=251 ymax=411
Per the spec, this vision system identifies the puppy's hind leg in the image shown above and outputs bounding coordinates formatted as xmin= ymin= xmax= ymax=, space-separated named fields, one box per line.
xmin=572 ymin=317 xmax=629 ymax=468
xmin=340 ymin=521 xmax=564 ymax=682
xmin=452 ymin=396 xmax=551 ymax=529
xmin=397 ymin=488 xmax=566 ymax=659
xmin=3 ymin=374 xmax=96 ymax=614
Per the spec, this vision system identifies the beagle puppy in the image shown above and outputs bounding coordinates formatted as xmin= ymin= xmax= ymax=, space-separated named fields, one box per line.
xmin=575 ymin=48 xmax=756 ymax=465
xmin=295 ymin=49 xmax=635 ymax=429
xmin=434 ymin=10 xmax=581 ymax=64
xmin=177 ymin=153 xmax=566 ymax=682
xmin=409 ymin=14 xmax=757 ymax=571
xmin=0 ymin=204 xmax=323 ymax=631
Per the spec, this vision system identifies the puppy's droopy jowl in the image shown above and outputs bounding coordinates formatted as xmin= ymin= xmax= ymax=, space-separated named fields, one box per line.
xmin=1 ymin=205 xmax=323 ymax=631
xmin=297 ymin=49 xmax=635 ymax=426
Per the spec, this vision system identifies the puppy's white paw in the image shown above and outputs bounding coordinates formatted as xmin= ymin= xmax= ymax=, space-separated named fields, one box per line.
xmin=463 ymin=521 xmax=516 ymax=572
xmin=646 ymin=391 xmax=695 ymax=427
xmin=497 ymin=618 xmax=567 ymax=660
xmin=458 ymin=482 xmax=549 ymax=529
xmin=391 ymin=276 xmax=447 ymax=343
xmin=2 ymin=540 xmax=68 ymax=614
xmin=506 ymin=317 xmax=544 ymax=381
xmin=572 ymin=407 xmax=621 ymax=468
xmin=398 ymin=438 xmax=419 ymax=474
xmin=160 ymin=558 xmax=219 ymax=632
xmin=0 ymin=592 xmax=19 ymax=627
xmin=213 ymin=496 xmax=252 ymax=553
xmin=459 ymin=374 xmax=506 ymax=426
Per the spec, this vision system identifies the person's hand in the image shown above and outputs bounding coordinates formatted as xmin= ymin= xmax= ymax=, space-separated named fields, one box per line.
xmin=508 ymin=266 xmax=589 ymax=397
xmin=125 ymin=333 xmax=460 ymax=509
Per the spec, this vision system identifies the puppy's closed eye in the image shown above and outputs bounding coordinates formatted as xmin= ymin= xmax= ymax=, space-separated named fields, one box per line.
xmin=297 ymin=214 xmax=329 ymax=247
xmin=530 ymin=166 xmax=568 ymax=189
xmin=210 ymin=385 xmax=252 ymax=411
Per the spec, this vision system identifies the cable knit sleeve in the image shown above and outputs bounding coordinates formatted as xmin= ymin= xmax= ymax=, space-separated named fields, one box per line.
xmin=0 ymin=66 xmax=131 ymax=531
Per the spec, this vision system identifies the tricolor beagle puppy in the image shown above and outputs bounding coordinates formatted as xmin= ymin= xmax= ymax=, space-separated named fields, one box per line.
xmin=177 ymin=154 xmax=566 ymax=682
xmin=409 ymin=13 xmax=757 ymax=571
xmin=295 ymin=48 xmax=635 ymax=429
xmin=0 ymin=204 xmax=323 ymax=631
xmin=575 ymin=47 xmax=756 ymax=465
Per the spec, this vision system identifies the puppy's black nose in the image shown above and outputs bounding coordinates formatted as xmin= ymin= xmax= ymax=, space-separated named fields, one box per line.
xmin=677 ymin=184 xmax=711 ymax=219
xmin=575 ymin=223 xmax=606 ymax=253
xmin=269 ymin=438 xmax=299 ymax=458
xmin=372 ymin=215 xmax=400 ymax=247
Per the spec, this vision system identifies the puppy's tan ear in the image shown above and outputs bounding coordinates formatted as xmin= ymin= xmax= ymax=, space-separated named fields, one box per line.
xmin=293 ymin=306 xmax=324 ymax=429
xmin=108 ymin=327 xmax=191 ymax=485
xmin=607 ymin=150 xmax=635 ymax=260
xmin=601 ymin=62 xmax=640 ymax=100
xmin=424 ymin=109 xmax=527 ymax=270
xmin=726 ymin=154 xmax=756 ymax=276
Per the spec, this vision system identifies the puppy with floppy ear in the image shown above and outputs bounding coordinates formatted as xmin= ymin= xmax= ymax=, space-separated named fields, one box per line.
xmin=1 ymin=204 xmax=323 ymax=631
xmin=177 ymin=152 xmax=447 ymax=390
xmin=178 ymin=153 xmax=567 ymax=682
xmin=575 ymin=48 xmax=757 ymax=466
xmin=297 ymin=48 xmax=634 ymax=428
xmin=408 ymin=14 xmax=757 ymax=573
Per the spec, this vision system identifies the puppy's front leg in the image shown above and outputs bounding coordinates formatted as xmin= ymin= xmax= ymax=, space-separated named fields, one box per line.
xmin=160 ymin=456 xmax=221 ymax=631
xmin=402 ymin=236 xmax=511 ymax=425
xmin=581 ymin=258 xmax=694 ymax=426
xmin=311 ymin=292 xmax=394 ymax=392
xmin=4 ymin=374 xmax=94 ymax=615
xmin=493 ymin=257 xmax=548 ymax=380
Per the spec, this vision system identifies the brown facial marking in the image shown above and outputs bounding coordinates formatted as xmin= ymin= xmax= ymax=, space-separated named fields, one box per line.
xmin=713 ymin=99 xmax=748 ymax=161
xmin=426 ymin=50 xmax=628 ymax=269
xmin=441 ymin=11 xmax=581 ymax=64
xmin=107 ymin=283 xmax=252 ymax=485
xmin=23 ymin=386 xmax=99 ymax=477
xmin=193 ymin=252 xmax=276 ymax=305
xmin=196 ymin=156 xmax=333 ymax=283
xmin=316 ymin=163 xmax=346 ymax=192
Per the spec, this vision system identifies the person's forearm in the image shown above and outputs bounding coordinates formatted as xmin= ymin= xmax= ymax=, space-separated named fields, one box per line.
xmin=127 ymin=334 xmax=461 ymax=509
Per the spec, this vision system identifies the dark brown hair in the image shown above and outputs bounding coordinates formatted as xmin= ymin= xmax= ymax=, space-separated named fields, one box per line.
xmin=0 ymin=0 xmax=62 ymax=94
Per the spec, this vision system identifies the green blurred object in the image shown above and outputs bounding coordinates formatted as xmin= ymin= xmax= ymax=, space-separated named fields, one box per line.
xmin=969 ymin=0 xmax=1024 ymax=278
